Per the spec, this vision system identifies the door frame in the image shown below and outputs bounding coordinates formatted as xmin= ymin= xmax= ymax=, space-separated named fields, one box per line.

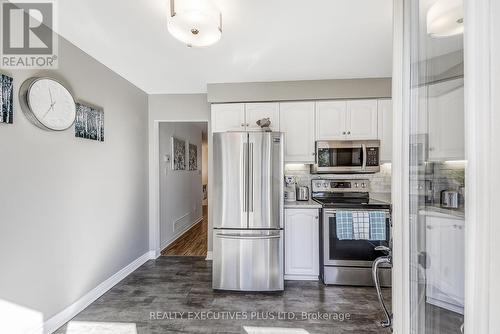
xmin=391 ymin=0 xmax=500 ymax=333
xmin=391 ymin=0 xmax=411 ymax=332
xmin=149 ymin=119 xmax=211 ymax=258
xmin=463 ymin=0 xmax=500 ymax=332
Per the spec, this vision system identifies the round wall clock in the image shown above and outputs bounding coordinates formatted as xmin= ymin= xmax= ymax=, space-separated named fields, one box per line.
xmin=20 ymin=77 xmax=76 ymax=131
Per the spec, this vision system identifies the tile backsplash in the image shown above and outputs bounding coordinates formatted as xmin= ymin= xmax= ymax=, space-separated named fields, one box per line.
xmin=284 ymin=163 xmax=392 ymax=203
xmin=426 ymin=161 xmax=466 ymax=208
xmin=284 ymin=161 xmax=466 ymax=208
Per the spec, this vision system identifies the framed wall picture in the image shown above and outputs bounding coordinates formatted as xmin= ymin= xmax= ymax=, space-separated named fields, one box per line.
xmin=188 ymin=143 xmax=197 ymax=171
xmin=75 ymin=102 xmax=104 ymax=142
xmin=0 ymin=74 xmax=13 ymax=124
xmin=172 ymin=137 xmax=186 ymax=170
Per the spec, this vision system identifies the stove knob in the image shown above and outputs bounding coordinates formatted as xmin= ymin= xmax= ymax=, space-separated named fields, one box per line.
xmin=361 ymin=183 xmax=366 ymax=188
xmin=354 ymin=182 xmax=359 ymax=188
xmin=323 ymin=183 xmax=328 ymax=188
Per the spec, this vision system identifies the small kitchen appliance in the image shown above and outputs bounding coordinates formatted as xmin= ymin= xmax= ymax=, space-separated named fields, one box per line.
xmin=312 ymin=140 xmax=381 ymax=174
xmin=296 ymin=186 xmax=309 ymax=201
xmin=441 ymin=190 xmax=459 ymax=209
xmin=284 ymin=176 xmax=297 ymax=202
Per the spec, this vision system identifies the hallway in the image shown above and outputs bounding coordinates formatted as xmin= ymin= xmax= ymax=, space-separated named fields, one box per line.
xmin=161 ymin=205 xmax=208 ymax=257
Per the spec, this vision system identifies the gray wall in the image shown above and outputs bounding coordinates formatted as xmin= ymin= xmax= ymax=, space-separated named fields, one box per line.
xmin=148 ymin=94 xmax=211 ymax=255
xmin=207 ymin=78 xmax=392 ymax=103
xmin=159 ymin=122 xmax=204 ymax=249
xmin=0 ymin=37 xmax=149 ymax=325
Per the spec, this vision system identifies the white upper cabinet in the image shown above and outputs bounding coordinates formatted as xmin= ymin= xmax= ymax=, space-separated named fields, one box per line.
xmin=347 ymin=100 xmax=379 ymax=139
xmin=315 ymin=100 xmax=378 ymax=140
xmin=280 ymin=102 xmax=315 ymax=163
xmin=211 ymin=103 xmax=246 ymax=132
xmin=285 ymin=208 xmax=319 ymax=280
xmin=315 ymin=101 xmax=347 ymax=140
xmin=378 ymin=99 xmax=393 ymax=162
xmin=428 ymin=84 xmax=465 ymax=161
xmin=245 ymin=103 xmax=280 ymax=131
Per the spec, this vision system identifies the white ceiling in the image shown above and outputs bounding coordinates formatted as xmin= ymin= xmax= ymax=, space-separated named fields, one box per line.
xmin=57 ymin=0 xmax=393 ymax=94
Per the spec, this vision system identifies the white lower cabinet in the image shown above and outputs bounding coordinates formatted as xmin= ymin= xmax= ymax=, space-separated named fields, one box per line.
xmin=425 ymin=214 xmax=465 ymax=314
xmin=284 ymin=208 xmax=320 ymax=280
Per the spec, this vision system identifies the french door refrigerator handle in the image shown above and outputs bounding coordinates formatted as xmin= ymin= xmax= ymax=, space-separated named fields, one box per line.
xmin=243 ymin=142 xmax=248 ymax=212
xmin=249 ymin=142 xmax=254 ymax=212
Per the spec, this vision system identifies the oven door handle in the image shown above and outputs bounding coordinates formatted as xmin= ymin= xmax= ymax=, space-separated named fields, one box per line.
xmin=362 ymin=144 xmax=367 ymax=170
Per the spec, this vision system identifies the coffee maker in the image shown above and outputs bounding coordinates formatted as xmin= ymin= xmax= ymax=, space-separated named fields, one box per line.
xmin=284 ymin=176 xmax=297 ymax=202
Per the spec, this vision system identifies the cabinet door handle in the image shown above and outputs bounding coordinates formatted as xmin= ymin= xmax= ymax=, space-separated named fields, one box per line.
xmin=347 ymin=131 xmax=351 ymax=135
xmin=343 ymin=131 xmax=346 ymax=135
xmin=241 ymin=123 xmax=245 ymax=127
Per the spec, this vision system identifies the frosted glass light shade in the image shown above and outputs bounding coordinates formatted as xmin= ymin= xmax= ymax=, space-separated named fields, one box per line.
xmin=168 ymin=0 xmax=222 ymax=47
xmin=427 ymin=0 xmax=464 ymax=38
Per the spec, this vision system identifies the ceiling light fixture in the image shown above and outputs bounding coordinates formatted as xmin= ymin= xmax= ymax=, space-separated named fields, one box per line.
xmin=167 ymin=0 xmax=222 ymax=47
xmin=427 ymin=0 xmax=464 ymax=38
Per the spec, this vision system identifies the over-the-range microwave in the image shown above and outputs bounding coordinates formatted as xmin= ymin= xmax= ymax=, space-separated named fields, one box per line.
xmin=311 ymin=140 xmax=381 ymax=174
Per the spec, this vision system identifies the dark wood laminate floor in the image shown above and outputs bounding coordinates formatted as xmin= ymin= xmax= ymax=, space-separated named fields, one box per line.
xmin=162 ymin=206 xmax=208 ymax=257
xmin=55 ymin=257 xmax=393 ymax=334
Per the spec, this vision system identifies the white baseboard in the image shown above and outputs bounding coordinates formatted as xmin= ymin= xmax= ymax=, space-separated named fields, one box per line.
xmin=205 ymin=251 xmax=213 ymax=261
xmin=44 ymin=251 xmax=153 ymax=334
xmin=160 ymin=216 xmax=203 ymax=251
xmin=284 ymin=275 xmax=319 ymax=281
xmin=149 ymin=249 xmax=160 ymax=259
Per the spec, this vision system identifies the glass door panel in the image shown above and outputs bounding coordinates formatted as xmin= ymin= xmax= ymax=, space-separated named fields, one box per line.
xmin=407 ymin=0 xmax=465 ymax=333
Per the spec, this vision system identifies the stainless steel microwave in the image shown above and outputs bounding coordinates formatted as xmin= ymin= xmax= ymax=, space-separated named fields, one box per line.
xmin=311 ymin=140 xmax=381 ymax=174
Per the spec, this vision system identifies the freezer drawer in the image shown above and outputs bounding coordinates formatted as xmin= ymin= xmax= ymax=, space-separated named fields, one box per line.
xmin=213 ymin=230 xmax=284 ymax=291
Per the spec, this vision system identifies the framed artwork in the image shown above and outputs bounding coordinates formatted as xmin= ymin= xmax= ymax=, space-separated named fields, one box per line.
xmin=172 ymin=137 xmax=186 ymax=170
xmin=75 ymin=102 xmax=104 ymax=142
xmin=188 ymin=143 xmax=197 ymax=171
xmin=0 ymin=74 xmax=13 ymax=124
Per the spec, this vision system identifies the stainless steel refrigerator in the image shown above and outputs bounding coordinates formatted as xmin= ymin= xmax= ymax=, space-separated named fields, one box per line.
xmin=212 ymin=132 xmax=284 ymax=291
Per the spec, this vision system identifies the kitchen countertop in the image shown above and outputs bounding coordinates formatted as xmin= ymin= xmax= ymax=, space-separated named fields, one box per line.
xmin=419 ymin=206 xmax=465 ymax=219
xmin=284 ymin=200 xmax=322 ymax=209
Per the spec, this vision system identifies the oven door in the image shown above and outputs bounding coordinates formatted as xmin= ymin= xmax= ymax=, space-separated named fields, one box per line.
xmin=312 ymin=140 xmax=380 ymax=174
xmin=323 ymin=209 xmax=390 ymax=267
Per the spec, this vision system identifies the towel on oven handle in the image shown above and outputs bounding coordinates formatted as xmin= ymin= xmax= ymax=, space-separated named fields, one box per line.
xmin=369 ymin=211 xmax=387 ymax=241
xmin=336 ymin=211 xmax=353 ymax=240
xmin=353 ymin=211 xmax=370 ymax=240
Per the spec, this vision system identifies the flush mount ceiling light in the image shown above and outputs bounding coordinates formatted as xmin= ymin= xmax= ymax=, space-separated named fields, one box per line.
xmin=427 ymin=0 xmax=464 ymax=38
xmin=167 ymin=0 xmax=222 ymax=47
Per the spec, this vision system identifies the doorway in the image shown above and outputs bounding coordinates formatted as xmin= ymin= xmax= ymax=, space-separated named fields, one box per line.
xmin=157 ymin=121 xmax=209 ymax=256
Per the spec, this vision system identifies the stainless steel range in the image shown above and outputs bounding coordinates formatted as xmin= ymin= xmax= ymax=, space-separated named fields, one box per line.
xmin=312 ymin=179 xmax=392 ymax=287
